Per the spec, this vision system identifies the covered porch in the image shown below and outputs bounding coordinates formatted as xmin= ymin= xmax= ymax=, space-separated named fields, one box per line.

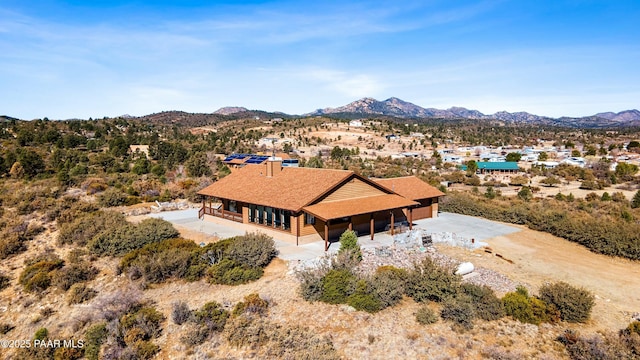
xmin=302 ymin=194 xmax=418 ymax=251
xmin=198 ymin=197 xmax=243 ymax=222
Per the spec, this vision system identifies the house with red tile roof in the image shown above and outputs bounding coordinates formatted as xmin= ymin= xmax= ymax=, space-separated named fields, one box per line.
xmin=197 ymin=159 xmax=444 ymax=250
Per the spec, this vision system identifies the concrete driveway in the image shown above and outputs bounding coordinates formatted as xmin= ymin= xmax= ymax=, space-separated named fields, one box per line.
xmin=149 ymin=210 xmax=520 ymax=262
xmin=416 ymin=212 xmax=521 ymax=242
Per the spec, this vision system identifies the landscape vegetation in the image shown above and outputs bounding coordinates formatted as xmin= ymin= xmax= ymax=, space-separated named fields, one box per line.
xmin=1 ymin=100 xmax=640 ymax=359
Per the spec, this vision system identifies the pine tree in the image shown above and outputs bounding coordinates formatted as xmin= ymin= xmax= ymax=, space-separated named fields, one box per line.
xmin=631 ymin=190 xmax=640 ymax=209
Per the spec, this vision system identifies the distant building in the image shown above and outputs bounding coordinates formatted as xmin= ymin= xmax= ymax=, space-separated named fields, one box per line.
xmin=443 ymin=155 xmax=463 ymax=164
xmin=349 ymin=119 xmax=364 ymax=127
xmin=561 ymin=157 xmax=586 ymax=168
xmin=129 ymin=145 xmax=149 ymax=158
xmin=533 ymin=161 xmax=559 ymax=169
xmin=222 ymin=153 xmax=295 ymax=168
xmin=473 ymin=162 xmax=520 ymax=174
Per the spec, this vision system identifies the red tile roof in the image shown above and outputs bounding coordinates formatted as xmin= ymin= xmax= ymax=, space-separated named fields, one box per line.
xmin=372 ymin=176 xmax=445 ymax=200
xmin=303 ymin=194 xmax=418 ymax=221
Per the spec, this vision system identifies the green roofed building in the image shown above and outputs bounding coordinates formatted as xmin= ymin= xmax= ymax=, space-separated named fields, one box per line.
xmin=460 ymin=161 xmax=520 ymax=174
xmin=477 ymin=161 xmax=520 ymax=173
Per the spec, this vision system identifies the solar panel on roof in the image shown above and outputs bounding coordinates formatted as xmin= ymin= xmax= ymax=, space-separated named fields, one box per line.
xmin=223 ymin=156 xmax=235 ymax=162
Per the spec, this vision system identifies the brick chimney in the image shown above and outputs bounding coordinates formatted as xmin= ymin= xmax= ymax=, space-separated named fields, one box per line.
xmin=265 ymin=158 xmax=282 ymax=177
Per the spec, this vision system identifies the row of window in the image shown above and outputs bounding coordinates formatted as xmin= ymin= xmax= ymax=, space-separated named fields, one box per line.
xmin=248 ymin=204 xmax=291 ymax=230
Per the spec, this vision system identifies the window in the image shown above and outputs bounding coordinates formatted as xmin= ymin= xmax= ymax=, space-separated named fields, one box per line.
xmin=256 ymin=206 xmax=264 ymax=224
xmin=249 ymin=204 xmax=256 ymax=222
xmin=229 ymin=200 xmax=237 ymax=213
xmin=266 ymin=207 xmax=273 ymax=226
xmin=305 ymin=213 xmax=315 ymax=225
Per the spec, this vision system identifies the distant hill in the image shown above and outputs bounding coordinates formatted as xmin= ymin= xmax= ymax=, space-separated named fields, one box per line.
xmin=308 ymin=97 xmax=640 ymax=128
xmin=214 ymin=106 xmax=249 ymax=115
xmin=4 ymin=98 xmax=639 ymax=128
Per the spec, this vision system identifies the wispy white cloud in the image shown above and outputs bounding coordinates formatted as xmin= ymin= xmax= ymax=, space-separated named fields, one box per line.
xmin=303 ymin=68 xmax=384 ymax=98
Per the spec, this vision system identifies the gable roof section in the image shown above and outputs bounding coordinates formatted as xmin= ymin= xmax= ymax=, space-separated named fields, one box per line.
xmin=372 ymin=176 xmax=445 ymax=200
xmin=303 ymin=194 xmax=417 ymax=222
xmin=197 ymin=164 xmax=353 ymax=212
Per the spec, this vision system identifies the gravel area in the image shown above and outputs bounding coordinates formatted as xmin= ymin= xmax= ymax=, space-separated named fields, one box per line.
xmin=290 ymin=243 xmax=521 ymax=294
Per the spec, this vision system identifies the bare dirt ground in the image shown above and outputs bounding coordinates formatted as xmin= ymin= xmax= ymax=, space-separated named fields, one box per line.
xmin=436 ymin=225 xmax=640 ymax=331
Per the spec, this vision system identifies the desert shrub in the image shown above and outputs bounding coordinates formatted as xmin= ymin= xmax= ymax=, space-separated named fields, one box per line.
xmin=17 ymin=327 xmax=56 ymax=360
xmin=67 ymin=283 xmax=98 ymax=305
xmin=207 ymin=258 xmax=263 ymax=285
xmin=611 ymin=192 xmax=627 ymax=203
xmin=263 ymin=324 xmax=341 ymax=360
xmin=225 ymin=232 xmax=277 ymax=268
xmin=347 ymin=279 xmax=380 ymax=313
xmin=19 ymin=254 xmax=64 ymax=293
xmin=440 ymin=298 xmax=475 ymax=331
xmin=502 ymin=287 xmax=537 ymax=324
xmin=338 ymin=230 xmax=362 ymax=262
xmin=297 ymin=267 xmax=327 ymax=302
xmin=88 ymin=218 xmax=179 ymax=257
xmin=136 ymin=217 xmax=180 ymax=243
xmin=224 ymin=315 xmax=340 ymax=359
xmin=224 ymin=316 xmax=271 ymax=348
xmin=460 ymin=283 xmax=505 ymax=321
xmin=320 ymin=268 xmax=356 ymax=305
xmin=88 ymin=288 xmax=143 ymax=324
xmin=130 ymin=340 xmax=160 ymax=360
xmin=406 ymin=258 xmax=461 ymax=303
xmin=53 ymin=347 xmax=83 ymax=360
xmin=502 ymin=286 xmax=555 ymax=325
xmin=178 ymin=301 xmax=229 ymax=346
xmin=415 ymin=305 xmax=438 ymax=325
xmin=180 ymin=323 xmax=211 ymax=347
xmin=84 ymin=322 xmax=108 ymax=360
xmin=0 ymin=232 xmax=27 ymax=259
xmin=192 ymin=301 xmax=230 ymax=331
xmin=0 ymin=272 xmax=10 ymax=291
xmin=171 ymin=301 xmax=191 ymax=325
xmin=57 ymin=210 xmax=125 ymax=246
xmin=52 ymin=262 xmax=99 ymax=291
xmin=627 ymin=321 xmax=640 ymax=336
xmin=538 ymin=281 xmax=595 ymax=323
xmin=120 ymin=306 xmax=165 ymax=341
xmin=119 ymin=238 xmax=208 ymax=283
xmin=49 ymin=198 xmax=99 ymax=225
xmin=67 ymin=248 xmax=90 ymax=264
xmin=97 ymin=188 xmax=130 ymax=207
xmin=481 ymin=346 xmax=522 ymax=360
xmin=558 ymin=329 xmax=635 ymax=360
xmin=371 ymin=266 xmax=407 ymax=308
xmin=233 ymin=293 xmax=269 ymax=317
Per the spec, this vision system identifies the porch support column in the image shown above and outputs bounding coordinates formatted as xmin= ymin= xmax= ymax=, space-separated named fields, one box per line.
xmin=348 ymin=217 xmax=353 ymax=231
xmin=324 ymin=220 xmax=329 ymax=251
xmin=390 ymin=211 xmax=395 ymax=236
xmin=370 ymin=214 xmax=374 ymax=240
xmin=408 ymin=208 xmax=413 ymax=230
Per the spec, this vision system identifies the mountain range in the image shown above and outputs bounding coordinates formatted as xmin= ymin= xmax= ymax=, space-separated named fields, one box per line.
xmin=302 ymin=97 xmax=640 ymax=128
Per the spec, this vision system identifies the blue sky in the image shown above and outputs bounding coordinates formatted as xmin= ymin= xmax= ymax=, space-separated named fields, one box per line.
xmin=1 ymin=1 xmax=639 ymax=119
